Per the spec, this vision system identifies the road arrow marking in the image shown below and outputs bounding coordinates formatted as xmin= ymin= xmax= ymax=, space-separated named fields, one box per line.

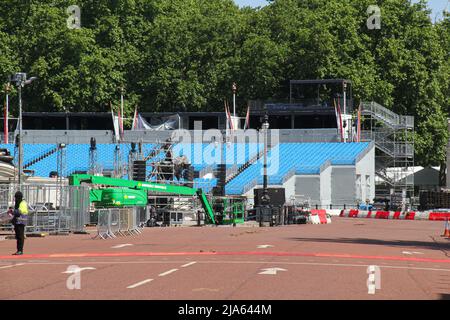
xmin=62 ymin=267 xmax=96 ymax=274
xmin=257 ymin=245 xmax=274 ymax=249
xmin=111 ymin=244 xmax=133 ymax=249
xmin=258 ymin=267 xmax=287 ymax=275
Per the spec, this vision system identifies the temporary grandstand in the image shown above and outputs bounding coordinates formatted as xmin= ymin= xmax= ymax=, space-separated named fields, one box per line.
xmin=0 ymin=79 xmax=414 ymax=214
xmin=0 ymin=129 xmax=374 ymax=209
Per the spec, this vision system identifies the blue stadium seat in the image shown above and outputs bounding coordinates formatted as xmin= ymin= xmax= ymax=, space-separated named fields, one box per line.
xmin=226 ymin=142 xmax=370 ymax=195
xmin=11 ymin=142 xmax=369 ymax=195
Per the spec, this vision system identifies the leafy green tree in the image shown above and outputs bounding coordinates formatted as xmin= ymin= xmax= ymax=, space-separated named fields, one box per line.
xmin=0 ymin=0 xmax=448 ymax=166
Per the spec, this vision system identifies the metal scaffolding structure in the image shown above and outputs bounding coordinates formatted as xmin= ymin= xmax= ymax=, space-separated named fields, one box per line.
xmin=361 ymin=101 xmax=415 ymax=210
xmin=145 ymin=139 xmax=177 ymax=184
xmin=100 ymin=137 xmax=207 ymax=226
xmin=147 ymin=193 xmax=201 ymax=226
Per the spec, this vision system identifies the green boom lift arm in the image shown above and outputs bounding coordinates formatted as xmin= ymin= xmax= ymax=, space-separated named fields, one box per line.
xmin=69 ymin=174 xmax=217 ymax=224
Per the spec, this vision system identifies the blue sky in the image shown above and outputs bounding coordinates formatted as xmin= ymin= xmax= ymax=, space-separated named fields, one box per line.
xmin=235 ymin=0 xmax=449 ymax=21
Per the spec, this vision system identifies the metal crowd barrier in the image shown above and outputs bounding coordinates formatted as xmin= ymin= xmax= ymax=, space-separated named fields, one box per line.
xmin=95 ymin=207 xmax=142 ymax=239
xmin=0 ymin=184 xmax=90 ymax=235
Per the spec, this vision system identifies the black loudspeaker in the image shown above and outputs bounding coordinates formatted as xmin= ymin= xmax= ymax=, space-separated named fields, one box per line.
xmin=213 ymin=164 xmax=226 ymax=196
xmin=216 ymin=164 xmax=226 ymax=187
xmin=254 ymin=188 xmax=286 ymax=207
xmin=132 ymin=160 xmax=146 ymax=181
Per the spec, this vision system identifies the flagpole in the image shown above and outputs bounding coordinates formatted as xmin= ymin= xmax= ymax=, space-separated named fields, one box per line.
xmin=132 ymin=107 xmax=137 ymax=130
xmin=120 ymin=86 xmax=124 ymax=140
xmin=358 ymin=103 xmax=361 ymax=143
xmin=232 ymin=83 xmax=237 ymax=119
xmin=120 ymin=86 xmax=124 ymax=125
xmin=110 ymin=101 xmax=117 ymax=144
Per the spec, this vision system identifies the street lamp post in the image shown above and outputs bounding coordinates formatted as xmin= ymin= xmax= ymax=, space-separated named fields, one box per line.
xmin=232 ymin=82 xmax=237 ymax=119
xmin=11 ymin=73 xmax=37 ymax=186
xmin=258 ymin=112 xmax=270 ymax=227
xmin=261 ymin=113 xmax=270 ymax=206
xmin=343 ymin=82 xmax=347 ymax=143
xmin=4 ymin=83 xmax=11 ymax=144
xmin=18 ymin=84 xmax=23 ymax=184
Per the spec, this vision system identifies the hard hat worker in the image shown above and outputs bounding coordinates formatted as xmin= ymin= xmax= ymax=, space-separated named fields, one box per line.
xmin=8 ymin=191 xmax=28 ymax=255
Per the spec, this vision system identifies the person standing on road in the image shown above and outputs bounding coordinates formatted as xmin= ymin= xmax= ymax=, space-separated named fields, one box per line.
xmin=9 ymin=191 xmax=28 ymax=255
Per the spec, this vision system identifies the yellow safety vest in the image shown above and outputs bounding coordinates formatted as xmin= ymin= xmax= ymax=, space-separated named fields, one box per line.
xmin=16 ymin=200 xmax=29 ymax=225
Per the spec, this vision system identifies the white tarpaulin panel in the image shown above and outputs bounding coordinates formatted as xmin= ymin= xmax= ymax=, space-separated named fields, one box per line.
xmin=132 ymin=114 xmax=180 ymax=131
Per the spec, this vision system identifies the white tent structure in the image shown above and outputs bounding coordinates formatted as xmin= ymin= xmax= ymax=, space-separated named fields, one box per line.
xmin=378 ymin=166 xmax=440 ymax=191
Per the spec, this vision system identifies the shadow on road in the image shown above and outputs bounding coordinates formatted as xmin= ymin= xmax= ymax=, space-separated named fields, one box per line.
xmin=287 ymin=237 xmax=450 ymax=251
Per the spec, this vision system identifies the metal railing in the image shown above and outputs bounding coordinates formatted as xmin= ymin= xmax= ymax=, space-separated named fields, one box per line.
xmin=226 ymin=147 xmax=266 ymax=183
xmin=95 ymin=207 xmax=142 ymax=239
xmin=361 ymin=102 xmax=414 ymax=129
xmin=0 ymin=184 xmax=89 ymax=234
xmin=226 ymin=165 xmax=238 ymax=179
xmin=361 ymin=130 xmax=413 ymax=157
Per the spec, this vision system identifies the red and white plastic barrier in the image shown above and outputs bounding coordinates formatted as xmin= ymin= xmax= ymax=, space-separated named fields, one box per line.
xmin=428 ymin=211 xmax=450 ymax=221
xmin=309 ymin=209 xmax=331 ymax=224
xmin=339 ymin=209 xmax=450 ymax=221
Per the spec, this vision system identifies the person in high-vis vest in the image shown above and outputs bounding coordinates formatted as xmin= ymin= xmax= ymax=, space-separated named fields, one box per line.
xmin=9 ymin=191 xmax=28 ymax=255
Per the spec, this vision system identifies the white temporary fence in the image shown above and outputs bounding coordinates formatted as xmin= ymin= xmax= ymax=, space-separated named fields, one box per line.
xmin=95 ymin=207 xmax=142 ymax=239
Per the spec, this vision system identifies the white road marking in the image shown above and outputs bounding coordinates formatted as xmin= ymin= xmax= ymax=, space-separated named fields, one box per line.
xmin=258 ymin=267 xmax=287 ymax=275
xmin=181 ymin=261 xmax=196 ymax=268
xmin=257 ymin=245 xmax=274 ymax=249
xmin=111 ymin=244 xmax=133 ymax=249
xmin=402 ymin=251 xmax=424 ymax=255
xmin=127 ymin=279 xmax=153 ymax=289
xmin=0 ymin=263 xmax=24 ymax=270
xmin=6 ymin=260 xmax=450 ymax=273
xmin=159 ymin=268 xmax=178 ymax=277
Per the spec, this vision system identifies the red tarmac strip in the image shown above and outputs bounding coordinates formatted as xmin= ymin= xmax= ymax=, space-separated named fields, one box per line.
xmin=1 ymin=250 xmax=450 ymax=264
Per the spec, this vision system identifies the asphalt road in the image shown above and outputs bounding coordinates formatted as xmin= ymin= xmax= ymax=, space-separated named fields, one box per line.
xmin=0 ymin=218 xmax=449 ymax=300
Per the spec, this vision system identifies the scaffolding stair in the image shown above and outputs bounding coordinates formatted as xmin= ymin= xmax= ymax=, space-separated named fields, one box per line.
xmin=144 ymin=143 xmax=164 ymax=161
xmin=361 ymin=102 xmax=414 ymax=130
xmin=362 ymin=101 xmax=414 ymax=200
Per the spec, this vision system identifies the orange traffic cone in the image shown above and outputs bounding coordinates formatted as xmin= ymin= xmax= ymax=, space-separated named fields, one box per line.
xmin=442 ymin=219 xmax=450 ymax=238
